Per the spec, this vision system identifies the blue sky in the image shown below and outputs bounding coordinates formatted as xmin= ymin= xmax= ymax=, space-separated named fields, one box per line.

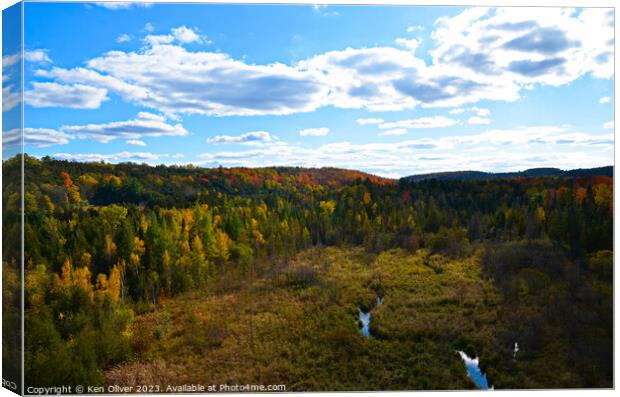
xmin=2 ymin=1 xmax=21 ymax=158
xmin=2 ymin=2 xmax=614 ymax=177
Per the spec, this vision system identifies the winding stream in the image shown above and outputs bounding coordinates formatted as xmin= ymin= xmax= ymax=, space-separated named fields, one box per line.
xmin=358 ymin=296 xmax=383 ymax=337
xmin=357 ymin=292 xmax=499 ymax=389
xmin=356 ymin=294 xmax=492 ymax=388
xmin=456 ymin=351 xmax=491 ymax=390
xmin=358 ymin=310 xmax=371 ymax=337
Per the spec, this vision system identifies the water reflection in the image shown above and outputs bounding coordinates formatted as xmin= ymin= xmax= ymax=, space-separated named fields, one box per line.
xmin=457 ymin=350 xmax=491 ymax=390
xmin=358 ymin=296 xmax=383 ymax=337
xmin=359 ymin=310 xmax=371 ymax=337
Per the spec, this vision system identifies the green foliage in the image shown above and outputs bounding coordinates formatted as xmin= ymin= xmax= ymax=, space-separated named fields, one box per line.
xmin=589 ymin=250 xmax=613 ymax=280
xmin=426 ymin=226 xmax=471 ymax=258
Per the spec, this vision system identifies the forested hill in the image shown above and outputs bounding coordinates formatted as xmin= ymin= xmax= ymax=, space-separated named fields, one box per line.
xmin=5 ymin=155 xmax=394 ymax=207
xmin=7 ymin=155 xmax=394 ymax=184
xmin=403 ymin=166 xmax=613 ymax=182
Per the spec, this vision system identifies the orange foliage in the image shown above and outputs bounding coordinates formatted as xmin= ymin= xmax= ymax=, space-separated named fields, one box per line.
xmin=60 ymin=171 xmax=81 ymax=203
xmin=60 ymin=171 xmax=73 ymax=188
xmin=575 ymin=186 xmax=587 ymax=204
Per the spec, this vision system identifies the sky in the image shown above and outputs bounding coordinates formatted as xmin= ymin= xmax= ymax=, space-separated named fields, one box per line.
xmin=2 ymin=2 xmax=615 ymax=178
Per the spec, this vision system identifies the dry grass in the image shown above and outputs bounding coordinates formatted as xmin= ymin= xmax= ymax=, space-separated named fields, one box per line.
xmin=105 ymin=359 xmax=180 ymax=387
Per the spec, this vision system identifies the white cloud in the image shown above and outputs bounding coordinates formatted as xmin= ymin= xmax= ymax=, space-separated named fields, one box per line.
xmin=142 ymin=26 xmax=208 ymax=46
xmin=599 ymin=96 xmax=611 ymax=104
xmin=395 ymin=37 xmax=421 ymax=51
xmin=467 ymin=116 xmax=491 ymax=125
xmin=450 ymin=106 xmax=491 ymax=121
xmin=471 ymin=106 xmax=491 ymax=117
xmin=35 ymin=66 xmax=150 ymax=103
xmin=356 ymin=118 xmax=385 ymax=125
xmin=142 ymin=22 xmax=155 ymax=33
xmin=431 ymin=7 xmax=613 ymax=87
xmin=444 ymin=126 xmax=613 ymax=147
xmin=143 ymin=34 xmax=174 ymax=46
xmin=26 ymin=8 xmax=614 ymax=117
xmin=2 ymin=129 xmax=21 ymax=147
xmin=172 ymin=153 xmax=184 ymax=158
xmin=379 ymin=116 xmax=459 ymax=129
xmin=195 ymin=125 xmax=612 ymax=177
xmin=63 ymin=112 xmax=188 ymax=143
xmin=312 ymin=4 xmax=338 ymax=17
xmin=2 ymin=50 xmax=50 ymax=91
xmin=53 ymin=151 xmax=160 ymax=162
xmin=300 ymin=46 xmax=425 ymax=112
xmin=2 ymin=53 xmax=19 ymax=68
xmin=207 ymin=131 xmax=273 ymax=145
xmin=603 ymin=121 xmax=614 ymax=129
xmin=2 ymin=85 xmax=20 ymax=112
xmin=378 ymin=128 xmax=408 ymax=136
xmin=96 ymin=2 xmax=152 ymax=10
xmin=4 ymin=127 xmax=71 ymax=148
xmin=25 ymin=50 xmax=51 ymax=63
xmin=40 ymin=42 xmax=327 ymax=116
xmin=25 ymin=82 xmax=108 ymax=109
xmin=407 ymin=25 xmax=424 ymax=33
xmin=25 ymin=128 xmax=71 ymax=147
xmin=117 ymin=34 xmax=131 ymax=43
xmin=299 ymin=127 xmax=329 ymax=137
xmin=171 ymin=26 xmax=204 ymax=44
xmin=126 ymin=139 xmax=146 ymax=146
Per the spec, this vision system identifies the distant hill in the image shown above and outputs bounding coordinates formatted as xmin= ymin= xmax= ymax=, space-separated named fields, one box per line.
xmin=268 ymin=166 xmax=395 ymax=185
xmin=402 ymin=166 xmax=613 ymax=182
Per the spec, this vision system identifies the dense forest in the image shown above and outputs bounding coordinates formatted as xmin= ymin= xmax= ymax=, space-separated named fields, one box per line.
xmin=2 ymin=154 xmax=613 ymax=390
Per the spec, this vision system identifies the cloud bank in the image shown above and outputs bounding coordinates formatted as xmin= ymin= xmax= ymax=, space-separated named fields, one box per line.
xmin=26 ymin=8 xmax=613 ymax=116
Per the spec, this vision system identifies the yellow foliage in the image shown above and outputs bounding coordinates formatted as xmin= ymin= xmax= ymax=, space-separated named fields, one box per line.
xmin=25 ymin=264 xmax=48 ymax=308
xmin=139 ymin=213 xmax=149 ymax=234
xmin=108 ymin=264 xmax=122 ymax=302
xmin=70 ymin=189 xmax=81 ymax=203
xmin=594 ymin=184 xmax=612 ymax=208
xmin=215 ymin=229 xmax=231 ymax=262
xmin=536 ymin=206 xmax=546 ymax=223
xmin=183 ymin=209 xmax=193 ymax=227
xmin=96 ymin=273 xmax=109 ymax=290
xmin=105 ymin=175 xmax=123 ymax=187
xmin=181 ymin=240 xmax=191 ymax=255
xmin=319 ymin=200 xmax=336 ymax=216
xmin=42 ymin=194 xmax=55 ymax=213
xmin=74 ymin=266 xmax=94 ymax=299
xmin=162 ymin=250 xmax=171 ymax=269
xmin=104 ymin=234 xmax=117 ymax=261
xmin=130 ymin=253 xmax=140 ymax=267
xmin=77 ymin=174 xmax=99 ymax=187
xmin=192 ymin=235 xmax=204 ymax=254
xmin=133 ymin=237 xmax=145 ymax=256
xmin=60 ymin=257 xmax=72 ymax=289
xmin=80 ymin=252 xmax=92 ymax=269
xmin=252 ymin=219 xmax=266 ymax=246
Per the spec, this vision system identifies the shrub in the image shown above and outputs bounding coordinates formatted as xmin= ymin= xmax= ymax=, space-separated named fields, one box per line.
xmin=588 ymin=250 xmax=612 ymax=280
xmin=426 ymin=227 xmax=471 ymax=258
xmin=280 ymin=264 xmax=318 ymax=288
xmin=482 ymin=240 xmax=566 ymax=281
